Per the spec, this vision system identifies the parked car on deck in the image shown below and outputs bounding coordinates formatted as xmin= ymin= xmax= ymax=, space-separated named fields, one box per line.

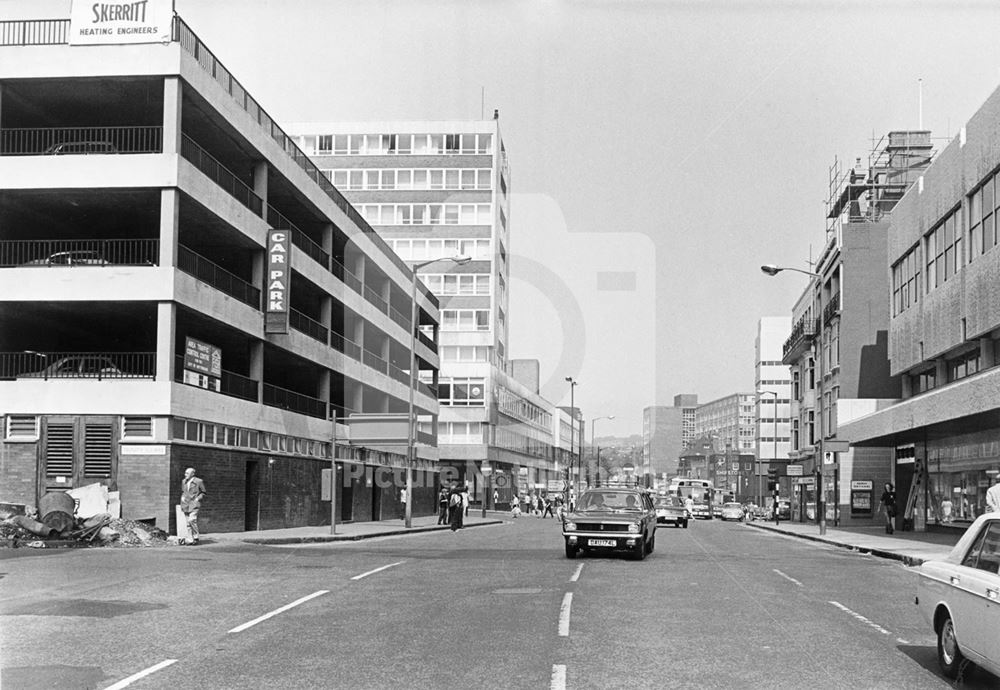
xmin=44 ymin=140 xmax=118 ymax=155
xmin=914 ymin=512 xmax=1000 ymax=681
xmin=562 ymin=488 xmax=657 ymax=560
xmin=22 ymin=250 xmax=110 ymax=266
xmin=20 ymin=355 xmax=123 ymax=379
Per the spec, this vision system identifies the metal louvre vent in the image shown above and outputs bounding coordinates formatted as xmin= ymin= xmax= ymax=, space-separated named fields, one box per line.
xmin=6 ymin=415 xmax=39 ymax=439
xmin=44 ymin=423 xmax=74 ymax=476
xmin=122 ymin=416 xmax=152 ymax=438
xmin=84 ymin=424 xmax=113 ymax=476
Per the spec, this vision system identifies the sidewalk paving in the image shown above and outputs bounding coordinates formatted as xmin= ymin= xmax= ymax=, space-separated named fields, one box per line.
xmin=204 ymin=512 xmax=507 ymax=546
xmin=745 ymin=519 xmax=962 ymax=566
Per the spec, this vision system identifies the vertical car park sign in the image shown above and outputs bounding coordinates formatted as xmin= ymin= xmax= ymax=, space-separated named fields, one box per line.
xmin=265 ymin=230 xmax=290 ymax=334
xmin=69 ymin=0 xmax=175 ymax=45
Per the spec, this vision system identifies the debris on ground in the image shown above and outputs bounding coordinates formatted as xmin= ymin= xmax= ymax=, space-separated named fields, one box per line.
xmin=0 ymin=486 xmax=171 ymax=549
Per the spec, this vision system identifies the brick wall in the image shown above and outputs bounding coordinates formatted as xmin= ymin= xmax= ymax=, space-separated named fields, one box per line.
xmin=0 ymin=441 xmax=39 ymax=508
xmin=118 ymin=453 xmax=171 ymax=530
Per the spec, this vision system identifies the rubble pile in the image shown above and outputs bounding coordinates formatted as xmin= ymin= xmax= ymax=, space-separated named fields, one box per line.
xmin=0 ymin=484 xmax=170 ymax=549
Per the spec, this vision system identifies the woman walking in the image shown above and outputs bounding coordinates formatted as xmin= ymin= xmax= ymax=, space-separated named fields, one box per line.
xmin=879 ymin=482 xmax=897 ymax=534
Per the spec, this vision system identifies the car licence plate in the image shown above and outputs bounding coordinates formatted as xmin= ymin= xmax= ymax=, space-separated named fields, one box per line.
xmin=588 ymin=538 xmax=616 ymax=547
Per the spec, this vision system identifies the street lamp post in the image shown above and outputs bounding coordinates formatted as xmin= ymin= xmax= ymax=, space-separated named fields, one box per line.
xmin=406 ymin=255 xmax=470 ymax=529
xmin=761 ymin=262 xmax=826 ymax=535
xmin=564 ymin=377 xmax=577 ymax=506
xmin=590 ymin=415 xmax=614 ymax=490
xmin=758 ymin=390 xmax=778 ymax=509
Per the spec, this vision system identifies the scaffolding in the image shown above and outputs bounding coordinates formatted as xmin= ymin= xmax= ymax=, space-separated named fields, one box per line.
xmin=826 ymin=130 xmax=935 ymax=238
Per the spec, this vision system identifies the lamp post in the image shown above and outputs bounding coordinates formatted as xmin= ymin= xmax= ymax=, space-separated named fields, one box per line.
xmin=761 ymin=262 xmax=826 ymax=534
xmin=590 ymin=415 xmax=614 ymax=490
xmin=407 ymin=255 xmax=470 ymax=529
xmin=565 ymin=377 xmax=577 ymax=505
xmin=757 ymin=390 xmax=778 ymax=509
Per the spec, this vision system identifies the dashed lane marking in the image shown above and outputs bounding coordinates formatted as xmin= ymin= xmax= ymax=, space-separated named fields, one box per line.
xmin=773 ymin=569 xmax=803 ymax=586
xmin=829 ymin=600 xmax=893 ymax=636
xmin=550 ymin=664 xmax=567 ymax=690
xmin=228 ymin=590 xmax=329 ymax=633
xmin=350 ymin=561 xmax=404 ymax=581
xmin=570 ymin=563 xmax=584 ymax=582
xmin=103 ymin=659 xmax=177 ymax=689
xmin=558 ymin=593 xmax=573 ymax=637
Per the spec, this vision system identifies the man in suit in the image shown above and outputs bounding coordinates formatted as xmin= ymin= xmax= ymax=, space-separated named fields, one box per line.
xmin=180 ymin=467 xmax=207 ymax=545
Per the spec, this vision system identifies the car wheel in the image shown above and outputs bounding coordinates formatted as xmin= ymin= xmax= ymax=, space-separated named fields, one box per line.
xmin=937 ymin=613 xmax=964 ymax=679
xmin=646 ymin=534 xmax=655 ymax=554
xmin=565 ymin=542 xmax=578 ymax=559
xmin=682 ymin=520 xmax=688 ymax=528
xmin=632 ymin=537 xmax=646 ymax=561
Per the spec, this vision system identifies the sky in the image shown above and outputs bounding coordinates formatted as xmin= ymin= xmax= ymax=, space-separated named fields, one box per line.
xmin=12 ymin=0 xmax=1000 ymax=437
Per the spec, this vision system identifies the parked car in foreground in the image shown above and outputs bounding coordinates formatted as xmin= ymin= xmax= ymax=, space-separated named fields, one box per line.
xmin=22 ymin=250 xmax=110 ymax=266
xmin=654 ymin=495 xmax=688 ymax=528
xmin=562 ymin=488 xmax=657 ymax=560
xmin=44 ymin=140 xmax=118 ymax=155
xmin=20 ymin=355 xmax=124 ymax=379
xmin=914 ymin=513 xmax=1000 ymax=681
xmin=720 ymin=502 xmax=744 ymax=521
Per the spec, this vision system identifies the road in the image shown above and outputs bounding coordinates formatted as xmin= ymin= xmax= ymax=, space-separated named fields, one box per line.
xmin=1 ymin=516 xmax=996 ymax=689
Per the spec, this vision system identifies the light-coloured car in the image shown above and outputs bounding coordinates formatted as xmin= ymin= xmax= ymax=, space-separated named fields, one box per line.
xmin=20 ymin=355 xmax=123 ymax=379
xmin=654 ymin=495 xmax=688 ymax=528
xmin=23 ymin=250 xmax=109 ymax=266
xmin=914 ymin=513 xmax=1000 ymax=680
xmin=720 ymin=502 xmax=744 ymax=521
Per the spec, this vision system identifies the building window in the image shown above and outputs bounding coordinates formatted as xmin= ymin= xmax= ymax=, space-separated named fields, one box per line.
xmin=438 ymin=377 xmax=486 ymax=406
xmin=911 ymin=367 xmax=936 ymax=394
xmin=925 ymin=207 xmax=962 ymax=292
xmin=969 ymin=174 xmax=999 ymax=261
xmin=947 ymin=348 xmax=981 ymax=383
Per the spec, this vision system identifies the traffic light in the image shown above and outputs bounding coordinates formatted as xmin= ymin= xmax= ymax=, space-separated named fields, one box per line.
xmin=767 ymin=466 xmax=778 ymax=492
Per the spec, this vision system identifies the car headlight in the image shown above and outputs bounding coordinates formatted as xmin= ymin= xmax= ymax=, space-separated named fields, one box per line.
xmin=628 ymin=523 xmax=640 ymax=533
xmin=564 ymin=521 xmax=576 ymax=531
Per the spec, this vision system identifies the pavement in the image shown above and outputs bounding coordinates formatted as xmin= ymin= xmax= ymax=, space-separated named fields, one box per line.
xmin=744 ymin=518 xmax=962 ymax=565
xmin=201 ymin=510 xmax=964 ymax=566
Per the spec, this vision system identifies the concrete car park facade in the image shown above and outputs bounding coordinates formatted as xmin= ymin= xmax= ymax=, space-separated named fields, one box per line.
xmin=0 ymin=13 xmax=444 ymax=533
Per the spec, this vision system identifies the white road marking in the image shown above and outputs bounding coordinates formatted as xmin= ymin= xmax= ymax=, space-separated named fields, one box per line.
xmin=228 ymin=590 xmax=329 ymax=633
xmin=350 ymin=561 xmax=404 ymax=581
xmin=558 ymin=592 xmax=573 ymax=637
xmin=103 ymin=659 xmax=177 ymax=689
xmin=550 ymin=664 xmax=567 ymax=690
xmin=773 ymin=568 xmax=803 ymax=586
xmin=570 ymin=563 xmax=584 ymax=582
xmin=829 ymin=601 xmax=893 ymax=635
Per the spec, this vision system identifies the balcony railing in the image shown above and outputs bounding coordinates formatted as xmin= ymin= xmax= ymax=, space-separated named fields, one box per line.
xmin=0 ymin=126 xmax=162 ymax=156
xmin=782 ymin=316 xmax=819 ymax=363
xmin=823 ymin=292 xmax=841 ymax=326
xmin=330 ymin=330 xmax=362 ymax=361
xmin=262 ymin=382 xmax=327 ymax=419
xmin=0 ymin=238 xmax=159 ymax=267
xmin=174 ymin=355 xmax=258 ymax=402
xmin=177 ymin=244 xmax=260 ymax=308
xmin=289 ymin=309 xmax=327 ymax=344
xmin=416 ymin=329 xmax=438 ymax=354
xmin=0 ymin=351 xmax=155 ymax=380
xmin=0 ymin=18 xmax=69 ymax=45
xmin=180 ymin=134 xmax=263 ymax=216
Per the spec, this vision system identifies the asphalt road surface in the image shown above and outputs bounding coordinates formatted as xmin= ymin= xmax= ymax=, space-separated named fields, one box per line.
xmin=1 ymin=516 xmax=997 ymax=689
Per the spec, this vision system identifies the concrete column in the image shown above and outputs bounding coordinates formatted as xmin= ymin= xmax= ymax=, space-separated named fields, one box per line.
xmin=155 ymin=303 xmax=175 ymax=383
xmin=318 ymin=370 xmax=331 ymax=405
xmin=321 ymin=295 xmax=332 ymax=330
xmin=158 ymin=189 xmax=179 ymax=268
xmin=322 ymin=223 xmax=334 ymax=258
xmin=252 ymin=160 xmax=268 ymax=209
xmin=901 ymin=373 xmax=913 ymax=399
xmin=250 ymin=341 xmax=264 ymax=403
xmin=935 ymin=358 xmax=947 ymax=386
xmin=162 ymin=77 xmax=182 ymax=154
xmin=981 ymin=337 xmax=995 ymax=369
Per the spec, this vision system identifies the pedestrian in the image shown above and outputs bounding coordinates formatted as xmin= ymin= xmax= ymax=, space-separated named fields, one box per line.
xmin=461 ymin=484 xmax=470 ymax=521
xmin=987 ymin=473 xmax=1000 ymax=513
xmin=493 ymin=489 xmax=499 ymax=509
xmin=180 ymin=466 xmax=206 ymax=545
xmin=880 ymin=482 xmax=897 ymax=534
xmin=437 ymin=486 xmax=449 ymax=525
xmin=398 ymin=486 xmax=407 ymax=520
xmin=510 ymin=493 xmax=521 ymax=518
xmin=533 ymin=493 xmax=542 ymax=517
xmin=940 ymin=495 xmax=953 ymax=524
xmin=543 ymin=495 xmax=555 ymax=518
xmin=449 ymin=488 xmax=463 ymax=531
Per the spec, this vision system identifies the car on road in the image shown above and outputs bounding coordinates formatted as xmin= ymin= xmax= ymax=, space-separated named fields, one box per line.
xmin=561 ymin=488 xmax=657 ymax=560
xmin=914 ymin=512 xmax=1000 ymax=681
xmin=654 ymin=495 xmax=688 ymax=528
xmin=776 ymin=499 xmax=791 ymax=520
xmin=20 ymin=355 xmax=124 ymax=379
xmin=720 ymin=502 xmax=744 ymax=521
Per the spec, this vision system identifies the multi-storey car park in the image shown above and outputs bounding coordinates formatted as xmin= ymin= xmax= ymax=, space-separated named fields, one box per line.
xmin=0 ymin=13 xmax=446 ymax=533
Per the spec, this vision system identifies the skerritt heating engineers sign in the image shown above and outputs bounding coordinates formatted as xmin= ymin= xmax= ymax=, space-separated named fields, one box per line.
xmin=69 ymin=0 xmax=174 ymax=45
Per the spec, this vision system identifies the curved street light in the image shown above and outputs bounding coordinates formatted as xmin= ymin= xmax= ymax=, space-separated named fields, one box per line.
xmin=760 ymin=264 xmax=819 ymax=278
xmin=564 ymin=377 xmax=578 ymax=505
xmin=406 ymin=255 xmax=471 ymax=529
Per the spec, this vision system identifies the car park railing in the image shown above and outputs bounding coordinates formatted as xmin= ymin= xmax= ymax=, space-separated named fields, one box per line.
xmin=0 ymin=126 xmax=162 ymax=155
xmin=173 ymin=355 xmax=258 ymax=402
xmin=180 ymin=134 xmax=263 ymax=217
xmin=0 ymin=18 xmax=69 ymax=45
xmin=0 ymin=351 xmax=155 ymax=379
xmin=177 ymin=244 xmax=260 ymax=308
xmin=262 ymin=382 xmax=327 ymax=419
xmin=0 ymin=238 xmax=159 ymax=267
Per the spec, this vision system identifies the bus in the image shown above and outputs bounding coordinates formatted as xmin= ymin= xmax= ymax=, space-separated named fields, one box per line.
xmin=667 ymin=477 xmax=715 ymax=519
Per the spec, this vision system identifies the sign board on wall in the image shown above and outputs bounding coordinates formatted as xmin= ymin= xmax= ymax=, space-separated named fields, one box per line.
xmin=184 ymin=337 xmax=221 ymax=377
xmin=69 ymin=0 xmax=175 ymax=45
xmin=265 ymin=230 xmax=290 ymax=334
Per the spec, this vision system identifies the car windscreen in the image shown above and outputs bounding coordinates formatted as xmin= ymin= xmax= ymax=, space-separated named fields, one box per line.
xmin=578 ymin=492 xmax=643 ymax=511
xmin=655 ymin=497 xmax=682 ymax=508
